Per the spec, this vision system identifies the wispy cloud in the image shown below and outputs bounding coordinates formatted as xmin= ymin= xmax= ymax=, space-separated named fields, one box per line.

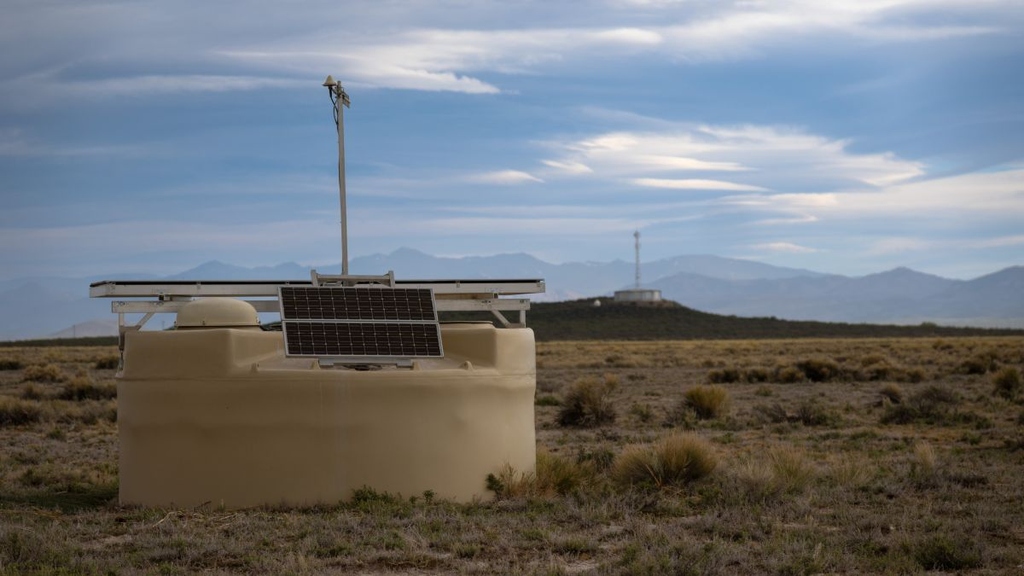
xmin=0 ymin=128 xmax=153 ymax=157
xmin=633 ymin=178 xmax=768 ymax=192
xmin=464 ymin=170 xmax=544 ymax=185
xmin=543 ymin=123 xmax=923 ymax=190
xmin=2 ymin=0 xmax=1010 ymax=102
xmin=751 ymin=241 xmax=821 ymax=254
xmin=541 ymin=160 xmax=594 ymax=175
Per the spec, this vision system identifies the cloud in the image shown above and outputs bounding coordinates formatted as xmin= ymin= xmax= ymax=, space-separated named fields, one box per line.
xmin=970 ymin=234 xmax=1024 ymax=248
xmin=751 ymin=242 xmax=821 ymax=254
xmin=71 ymin=74 xmax=306 ymax=97
xmin=543 ymin=122 xmax=923 ymax=191
xmin=3 ymin=0 xmax=1010 ymax=103
xmin=633 ymin=178 xmax=769 ymax=192
xmin=541 ymin=160 xmax=594 ymax=175
xmin=815 ymin=167 xmax=1024 ymax=217
xmin=865 ymin=237 xmax=935 ymax=255
xmin=0 ymin=128 xmax=155 ymax=157
xmin=753 ymin=214 xmax=820 ymax=226
xmin=464 ymin=170 xmax=544 ymax=185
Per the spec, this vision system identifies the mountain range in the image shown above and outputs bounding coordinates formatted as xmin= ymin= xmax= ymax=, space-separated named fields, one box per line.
xmin=1 ymin=248 xmax=1021 ymax=341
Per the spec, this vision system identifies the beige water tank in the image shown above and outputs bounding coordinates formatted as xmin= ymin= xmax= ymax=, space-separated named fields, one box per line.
xmin=117 ymin=322 xmax=537 ymax=508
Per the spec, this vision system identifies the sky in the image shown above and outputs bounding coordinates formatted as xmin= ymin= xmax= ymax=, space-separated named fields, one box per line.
xmin=1 ymin=0 xmax=1023 ymax=283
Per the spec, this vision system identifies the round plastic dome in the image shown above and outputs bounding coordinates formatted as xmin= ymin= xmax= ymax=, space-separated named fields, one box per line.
xmin=175 ymin=298 xmax=260 ymax=329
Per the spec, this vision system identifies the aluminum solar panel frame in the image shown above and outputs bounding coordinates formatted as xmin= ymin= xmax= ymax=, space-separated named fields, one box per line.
xmin=279 ymin=286 xmax=443 ymax=364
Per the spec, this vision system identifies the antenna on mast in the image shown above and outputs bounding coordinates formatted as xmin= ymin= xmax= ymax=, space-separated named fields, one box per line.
xmin=323 ymin=75 xmax=351 ymax=275
xmin=634 ymin=230 xmax=641 ymax=289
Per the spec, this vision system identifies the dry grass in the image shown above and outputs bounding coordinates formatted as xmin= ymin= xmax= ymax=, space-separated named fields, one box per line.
xmin=1 ymin=337 xmax=1023 ymax=574
xmin=557 ymin=374 xmax=618 ymax=427
xmin=682 ymin=384 xmax=731 ymax=419
xmin=612 ymin=432 xmax=718 ymax=490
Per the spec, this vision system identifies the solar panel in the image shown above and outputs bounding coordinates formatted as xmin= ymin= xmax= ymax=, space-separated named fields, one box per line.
xmin=280 ymin=286 xmax=436 ymax=321
xmin=278 ymin=286 xmax=443 ymax=361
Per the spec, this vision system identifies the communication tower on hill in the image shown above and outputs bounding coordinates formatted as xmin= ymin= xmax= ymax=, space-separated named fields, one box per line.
xmin=614 ymin=229 xmax=662 ymax=303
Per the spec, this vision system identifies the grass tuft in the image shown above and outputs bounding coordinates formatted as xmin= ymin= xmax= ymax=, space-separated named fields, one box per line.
xmin=57 ymin=377 xmax=117 ymax=401
xmin=558 ymin=374 xmax=617 ymax=428
xmin=487 ymin=451 xmax=595 ymax=499
xmin=879 ymin=382 xmax=904 ymax=404
xmin=612 ymin=433 xmax=717 ymax=490
xmin=992 ymin=367 xmax=1021 ymax=400
xmin=796 ymin=358 xmax=842 ymax=382
xmin=0 ymin=398 xmax=45 ymax=427
xmin=19 ymin=383 xmax=46 ymax=401
xmin=535 ymin=394 xmax=561 ymax=407
xmin=881 ymin=385 xmax=961 ymax=425
xmin=909 ymin=441 xmax=937 ymax=483
xmin=0 ymin=359 xmax=23 ymax=370
xmin=913 ymin=534 xmax=983 ymax=570
xmin=706 ymin=367 xmax=743 ymax=384
xmin=683 ymin=385 xmax=731 ymax=420
xmin=774 ymin=365 xmax=805 ymax=383
xmin=732 ymin=445 xmax=816 ymax=501
xmin=794 ymin=398 xmax=839 ymax=427
xmin=21 ymin=363 xmax=66 ymax=383
xmin=94 ymin=355 xmax=120 ymax=370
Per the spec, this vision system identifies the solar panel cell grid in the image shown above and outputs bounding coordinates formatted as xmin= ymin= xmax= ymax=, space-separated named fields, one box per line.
xmin=280 ymin=286 xmax=436 ymax=321
xmin=279 ymin=286 xmax=442 ymax=359
xmin=283 ymin=322 xmax=442 ymax=358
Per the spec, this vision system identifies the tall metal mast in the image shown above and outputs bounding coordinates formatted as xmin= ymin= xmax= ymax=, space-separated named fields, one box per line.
xmin=634 ymin=230 xmax=641 ymax=289
xmin=323 ymin=75 xmax=351 ymax=275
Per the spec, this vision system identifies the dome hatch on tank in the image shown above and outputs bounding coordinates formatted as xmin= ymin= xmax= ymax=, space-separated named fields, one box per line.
xmin=175 ymin=298 xmax=260 ymax=329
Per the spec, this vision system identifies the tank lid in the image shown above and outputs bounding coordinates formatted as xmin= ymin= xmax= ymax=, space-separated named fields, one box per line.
xmin=175 ymin=298 xmax=260 ymax=329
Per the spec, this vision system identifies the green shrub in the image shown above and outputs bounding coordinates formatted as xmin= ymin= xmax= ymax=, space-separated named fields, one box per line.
xmin=612 ymin=433 xmax=717 ymax=490
xmin=0 ymin=398 xmax=45 ymax=427
xmin=558 ymin=375 xmax=617 ymax=428
xmin=992 ymin=367 xmax=1022 ymax=400
xmin=21 ymin=364 xmax=66 ymax=383
xmin=0 ymin=359 xmax=23 ymax=370
xmin=683 ymin=385 xmax=731 ymax=420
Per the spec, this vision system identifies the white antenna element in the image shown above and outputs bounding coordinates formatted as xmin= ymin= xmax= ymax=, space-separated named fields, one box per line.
xmin=323 ymin=75 xmax=351 ymax=275
xmin=634 ymin=230 xmax=641 ymax=289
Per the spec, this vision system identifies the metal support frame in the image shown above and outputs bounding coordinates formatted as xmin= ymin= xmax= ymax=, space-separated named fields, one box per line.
xmin=310 ymin=269 xmax=395 ymax=287
xmin=91 ymin=277 xmax=545 ymax=334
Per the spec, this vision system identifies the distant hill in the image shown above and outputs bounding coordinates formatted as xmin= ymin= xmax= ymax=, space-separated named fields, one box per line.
xmin=651 ymin=265 xmax=1024 ymax=327
xmin=1 ymin=249 xmax=1021 ymax=341
xmin=524 ymin=299 xmax=1024 ymax=341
